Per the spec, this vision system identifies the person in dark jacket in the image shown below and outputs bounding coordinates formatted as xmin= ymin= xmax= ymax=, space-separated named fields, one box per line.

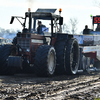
xmin=95 ymin=24 xmax=100 ymax=31
xmin=37 ymin=21 xmax=46 ymax=35
xmin=83 ymin=25 xmax=90 ymax=34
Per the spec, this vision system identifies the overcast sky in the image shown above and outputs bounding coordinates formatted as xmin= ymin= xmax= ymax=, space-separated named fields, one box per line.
xmin=0 ymin=0 xmax=100 ymax=33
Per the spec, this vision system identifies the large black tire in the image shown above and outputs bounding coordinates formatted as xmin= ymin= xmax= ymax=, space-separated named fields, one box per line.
xmin=54 ymin=40 xmax=67 ymax=74
xmin=34 ymin=45 xmax=56 ymax=76
xmin=65 ymin=38 xmax=79 ymax=74
xmin=0 ymin=45 xmax=15 ymax=75
xmin=0 ymin=46 xmax=2 ymax=53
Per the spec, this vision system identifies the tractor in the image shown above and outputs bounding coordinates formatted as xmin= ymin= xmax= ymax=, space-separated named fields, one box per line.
xmin=0 ymin=8 xmax=79 ymax=76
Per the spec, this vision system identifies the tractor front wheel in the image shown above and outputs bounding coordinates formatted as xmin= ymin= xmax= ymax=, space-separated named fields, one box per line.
xmin=34 ymin=45 xmax=56 ymax=76
xmin=0 ymin=45 xmax=15 ymax=75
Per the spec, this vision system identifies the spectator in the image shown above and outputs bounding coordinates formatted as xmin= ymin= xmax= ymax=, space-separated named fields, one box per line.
xmin=95 ymin=24 xmax=100 ymax=31
xmin=83 ymin=25 xmax=90 ymax=35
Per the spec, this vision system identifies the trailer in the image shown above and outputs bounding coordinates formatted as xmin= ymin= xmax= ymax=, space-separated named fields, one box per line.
xmin=74 ymin=15 xmax=100 ymax=72
xmin=73 ymin=34 xmax=100 ymax=72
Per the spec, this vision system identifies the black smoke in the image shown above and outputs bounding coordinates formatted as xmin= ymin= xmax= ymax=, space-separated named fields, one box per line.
xmin=27 ymin=0 xmax=35 ymax=8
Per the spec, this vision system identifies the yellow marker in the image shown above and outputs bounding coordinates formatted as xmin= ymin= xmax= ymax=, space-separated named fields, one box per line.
xmin=59 ymin=8 xmax=62 ymax=12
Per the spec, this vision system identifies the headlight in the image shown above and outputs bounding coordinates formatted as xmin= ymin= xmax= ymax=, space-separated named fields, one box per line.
xmin=26 ymin=49 xmax=30 ymax=52
xmin=19 ymin=48 xmax=22 ymax=51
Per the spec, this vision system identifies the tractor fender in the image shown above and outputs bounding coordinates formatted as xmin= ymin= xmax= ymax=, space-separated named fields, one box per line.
xmin=7 ymin=56 xmax=22 ymax=69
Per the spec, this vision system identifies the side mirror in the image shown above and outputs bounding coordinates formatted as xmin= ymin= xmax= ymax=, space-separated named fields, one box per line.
xmin=10 ymin=17 xmax=14 ymax=24
xmin=59 ymin=17 xmax=63 ymax=25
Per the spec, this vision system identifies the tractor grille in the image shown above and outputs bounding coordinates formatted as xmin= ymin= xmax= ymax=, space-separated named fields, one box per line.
xmin=18 ymin=39 xmax=30 ymax=51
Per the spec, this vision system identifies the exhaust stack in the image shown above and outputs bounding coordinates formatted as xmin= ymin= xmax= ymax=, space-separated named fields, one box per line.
xmin=28 ymin=8 xmax=31 ymax=12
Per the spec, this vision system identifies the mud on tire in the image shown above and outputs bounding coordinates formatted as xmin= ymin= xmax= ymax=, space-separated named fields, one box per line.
xmin=65 ymin=38 xmax=79 ymax=74
xmin=34 ymin=45 xmax=56 ymax=76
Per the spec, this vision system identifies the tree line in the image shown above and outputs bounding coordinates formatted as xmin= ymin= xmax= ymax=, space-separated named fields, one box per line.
xmin=63 ymin=18 xmax=79 ymax=34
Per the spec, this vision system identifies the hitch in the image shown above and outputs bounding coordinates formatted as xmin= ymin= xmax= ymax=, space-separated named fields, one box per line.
xmin=16 ymin=44 xmax=25 ymax=56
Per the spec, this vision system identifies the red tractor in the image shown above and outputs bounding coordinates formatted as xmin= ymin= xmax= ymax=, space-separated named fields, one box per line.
xmin=0 ymin=8 xmax=79 ymax=76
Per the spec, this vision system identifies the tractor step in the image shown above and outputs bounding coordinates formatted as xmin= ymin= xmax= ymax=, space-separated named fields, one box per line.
xmin=78 ymin=67 xmax=100 ymax=73
xmin=78 ymin=70 xmax=83 ymax=73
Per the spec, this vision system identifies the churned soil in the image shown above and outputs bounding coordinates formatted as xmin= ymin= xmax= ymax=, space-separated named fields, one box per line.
xmin=0 ymin=71 xmax=100 ymax=100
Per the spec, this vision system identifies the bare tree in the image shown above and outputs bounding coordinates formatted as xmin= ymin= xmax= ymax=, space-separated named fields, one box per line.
xmin=63 ymin=18 xmax=78 ymax=34
xmin=69 ymin=18 xmax=78 ymax=34
xmin=63 ymin=23 xmax=70 ymax=33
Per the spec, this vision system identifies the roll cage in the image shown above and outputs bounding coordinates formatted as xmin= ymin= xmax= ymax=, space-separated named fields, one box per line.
xmin=10 ymin=9 xmax=63 ymax=37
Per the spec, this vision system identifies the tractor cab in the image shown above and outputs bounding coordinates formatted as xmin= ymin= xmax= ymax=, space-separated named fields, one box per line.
xmin=10 ymin=8 xmax=63 ymax=52
xmin=10 ymin=8 xmax=63 ymax=36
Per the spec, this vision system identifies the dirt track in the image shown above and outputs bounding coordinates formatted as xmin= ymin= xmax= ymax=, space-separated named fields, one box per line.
xmin=0 ymin=71 xmax=100 ymax=100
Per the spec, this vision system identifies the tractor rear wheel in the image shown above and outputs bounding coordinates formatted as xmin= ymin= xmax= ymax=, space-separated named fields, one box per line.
xmin=54 ymin=41 xmax=66 ymax=74
xmin=0 ymin=45 xmax=15 ymax=75
xmin=34 ymin=45 xmax=56 ymax=76
xmin=65 ymin=38 xmax=79 ymax=74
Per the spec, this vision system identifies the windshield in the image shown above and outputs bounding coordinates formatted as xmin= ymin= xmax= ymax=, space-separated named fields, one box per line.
xmin=24 ymin=15 xmax=59 ymax=34
xmin=35 ymin=19 xmax=51 ymax=33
